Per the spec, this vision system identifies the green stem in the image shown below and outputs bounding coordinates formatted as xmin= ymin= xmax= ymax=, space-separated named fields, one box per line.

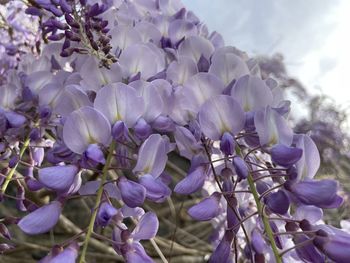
xmin=1 ymin=137 xmax=30 ymax=194
xmin=247 ymin=174 xmax=282 ymax=263
xmin=78 ymin=141 xmax=116 ymax=263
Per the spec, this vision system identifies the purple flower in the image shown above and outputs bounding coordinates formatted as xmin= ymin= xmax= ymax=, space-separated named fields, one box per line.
xmin=209 ymin=230 xmax=234 ymax=263
xmin=254 ymin=106 xmax=293 ymax=146
xmin=174 ymin=165 xmax=208 ymax=194
xmin=113 ymin=212 xmax=158 ymax=262
xmin=220 ymin=132 xmax=235 ymax=156
xmin=39 ymin=242 xmax=79 ymax=263
xmin=133 ymin=134 xmax=168 ymax=178
xmin=265 ymin=190 xmax=290 ymax=214
xmin=118 ymin=177 xmax=146 ymax=208
xmin=286 ymin=179 xmax=343 ymax=208
xmin=198 ymin=95 xmax=245 ymax=140
xmin=270 ymin=144 xmax=303 ymax=167
xmin=188 ymin=192 xmax=221 ymax=221
xmin=18 ymin=201 xmax=62 ymax=235
xmin=63 ymin=106 xmax=111 ymax=154
xmin=38 ymin=165 xmax=79 ymax=193
xmin=231 ymin=74 xmax=273 ymax=111
xmin=314 ymin=227 xmax=350 ymax=263
xmin=94 ymin=83 xmax=145 ymax=127
xmin=209 ymin=49 xmax=249 ymax=86
xmin=97 ymin=202 xmax=118 ymax=227
xmin=139 ymin=174 xmax=171 ymax=203
xmin=232 ymin=156 xmax=249 ymax=180
xmin=293 ymin=134 xmax=320 ymax=181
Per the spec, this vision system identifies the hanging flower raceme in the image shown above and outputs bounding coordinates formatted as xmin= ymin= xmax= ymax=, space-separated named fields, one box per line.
xmin=0 ymin=0 xmax=348 ymax=262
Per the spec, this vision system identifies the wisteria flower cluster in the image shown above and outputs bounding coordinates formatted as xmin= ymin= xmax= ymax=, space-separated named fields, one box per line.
xmin=0 ymin=0 xmax=349 ymax=262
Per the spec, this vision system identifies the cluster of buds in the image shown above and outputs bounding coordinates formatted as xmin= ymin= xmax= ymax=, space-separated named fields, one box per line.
xmin=26 ymin=0 xmax=115 ymax=67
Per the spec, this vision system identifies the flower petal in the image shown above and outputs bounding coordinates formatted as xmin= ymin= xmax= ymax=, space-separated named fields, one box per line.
xmin=133 ymin=134 xmax=167 ymax=178
xmin=132 ymin=212 xmax=159 ymax=241
xmin=270 ymin=144 xmax=303 ymax=167
xmin=198 ymin=95 xmax=245 ymax=140
xmin=174 ymin=165 xmax=208 ymax=194
xmin=18 ymin=201 xmax=62 ymax=235
xmin=38 ymin=165 xmax=79 ymax=192
xmin=265 ymin=190 xmax=290 ymax=215
xmin=63 ymin=106 xmax=111 ymax=154
xmin=118 ymin=177 xmax=146 ymax=208
xmin=94 ymin=83 xmax=145 ymax=127
xmin=139 ymin=174 xmax=171 ymax=202
xmin=188 ymin=192 xmax=221 ymax=221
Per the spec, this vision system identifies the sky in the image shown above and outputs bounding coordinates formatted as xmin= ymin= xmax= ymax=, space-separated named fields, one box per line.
xmin=182 ymin=0 xmax=350 ymax=111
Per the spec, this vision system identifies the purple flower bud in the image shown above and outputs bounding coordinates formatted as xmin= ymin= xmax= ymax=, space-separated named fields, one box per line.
xmin=65 ymin=30 xmax=81 ymax=42
xmin=270 ymin=144 xmax=303 ymax=167
xmin=18 ymin=201 xmax=62 ymax=235
xmin=265 ymin=190 xmax=290 ymax=214
xmin=84 ymin=144 xmax=106 ymax=165
xmin=151 ymin=115 xmax=175 ymax=132
xmin=22 ymin=86 xmax=35 ymax=102
xmin=8 ymin=155 xmax=19 ymax=168
xmin=88 ymin=3 xmax=101 ymax=17
xmin=60 ymin=48 xmax=74 ymax=57
xmin=251 ymin=228 xmax=267 ymax=254
xmin=220 ymin=132 xmax=235 ymax=156
xmin=16 ymin=184 xmax=27 ymax=212
xmin=232 ymin=156 xmax=248 ymax=180
xmin=52 ymin=19 xmax=69 ymax=30
xmin=226 ymin=195 xmax=240 ymax=231
xmin=134 ymin=118 xmax=152 ymax=140
xmin=97 ymin=202 xmax=118 ymax=227
xmin=25 ymin=7 xmax=43 ymax=16
xmin=59 ymin=0 xmax=72 ymax=13
xmin=209 ymin=230 xmax=234 ymax=263
xmin=112 ymin=121 xmax=129 ymax=142
xmin=39 ymin=105 xmax=52 ymax=120
xmin=26 ymin=178 xmax=43 ymax=192
xmin=197 ymin=54 xmax=210 ymax=72
xmin=48 ymin=5 xmax=64 ymax=17
xmin=65 ymin=14 xmax=79 ymax=28
xmin=188 ymin=192 xmax=221 ymax=221
xmin=118 ymin=177 xmax=146 ymax=208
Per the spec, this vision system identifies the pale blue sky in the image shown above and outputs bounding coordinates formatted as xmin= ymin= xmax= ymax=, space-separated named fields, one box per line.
xmin=182 ymin=0 xmax=350 ymax=109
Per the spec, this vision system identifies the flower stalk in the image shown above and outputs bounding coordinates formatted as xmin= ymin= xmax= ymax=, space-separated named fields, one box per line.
xmin=247 ymin=173 xmax=282 ymax=263
xmin=1 ymin=137 xmax=30 ymax=194
xmin=78 ymin=140 xmax=116 ymax=263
